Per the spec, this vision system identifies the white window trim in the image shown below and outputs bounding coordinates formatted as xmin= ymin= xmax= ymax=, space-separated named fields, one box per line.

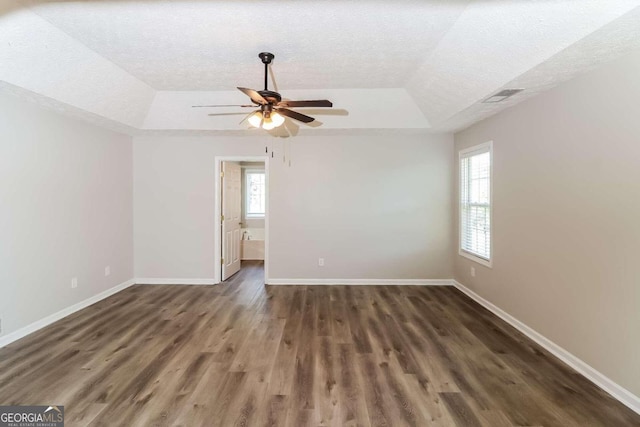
xmin=458 ymin=141 xmax=493 ymax=268
xmin=245 ymin=169 xmax=266 ymax=218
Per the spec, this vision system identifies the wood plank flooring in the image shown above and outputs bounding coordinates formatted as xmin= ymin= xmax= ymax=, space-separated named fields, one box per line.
xmin=1 ymin=261 xmax=638 ymax=426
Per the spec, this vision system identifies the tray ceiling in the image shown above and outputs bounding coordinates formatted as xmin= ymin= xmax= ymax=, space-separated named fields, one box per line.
xmin=2 ymin=0 xmax=640 ymax=134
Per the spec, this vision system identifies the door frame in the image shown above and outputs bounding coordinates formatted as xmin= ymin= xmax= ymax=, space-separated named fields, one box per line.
xmin=214 ymin=155 xmax=270 ymax=284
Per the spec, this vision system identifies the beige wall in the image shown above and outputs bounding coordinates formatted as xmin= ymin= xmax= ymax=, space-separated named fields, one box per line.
xmin=133 ymin=133 xmax=453 ymax=281
xmin=454 ymin=50 xmax=640 ymax=396
xmin=0 ymin=92 xmax=133 ymax=337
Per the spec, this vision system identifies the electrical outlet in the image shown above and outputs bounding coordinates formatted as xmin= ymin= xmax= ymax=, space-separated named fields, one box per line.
xmin=71 ymin=277 xmax=78 ymax=289
xmin=318 ymin=258 xmax=325 ymax=267
xmin=105 ymin=266 xmax=111 ymax=277
xmin=470 ymin=266 xmax=476 ymax=277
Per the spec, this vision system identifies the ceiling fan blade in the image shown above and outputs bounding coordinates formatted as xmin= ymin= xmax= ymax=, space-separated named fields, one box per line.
xmin=239 ymin=110 xmax=258 ymax=125
xmin=284 ymin=116 xmax=300 ymax=137
xmin=207 ymin=112 xmax=253 ymax=117
xmin=277 ymin=100 xmax=333 ymax=108
xmin=276 ymin=108 xmax=315 ymax=123
xmin=290 ymin=108 xmax=348 ymax=116
xmin=193 ymin=104 xmax=255 ymax=108
xmin=237 ymin=87 xmax=267 ymax=105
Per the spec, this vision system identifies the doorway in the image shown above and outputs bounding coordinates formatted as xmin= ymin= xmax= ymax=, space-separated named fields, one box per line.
xmin=214 ymin=156 xmax=269 ymax=284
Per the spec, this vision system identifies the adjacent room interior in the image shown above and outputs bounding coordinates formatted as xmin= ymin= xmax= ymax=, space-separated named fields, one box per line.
xmin=1 ymin=1 xmax=640 ymax=425
xmin=219 ymin=159 xmax=267 ymax=283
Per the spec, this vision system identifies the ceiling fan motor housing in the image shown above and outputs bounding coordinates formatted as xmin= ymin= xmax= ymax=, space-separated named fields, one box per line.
xmin=257 ymin=90 xmax=282 ymax=105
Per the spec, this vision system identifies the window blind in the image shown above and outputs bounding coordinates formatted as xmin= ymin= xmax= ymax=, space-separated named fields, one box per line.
xmin=460 ymin=145 xmax=491 ymax=261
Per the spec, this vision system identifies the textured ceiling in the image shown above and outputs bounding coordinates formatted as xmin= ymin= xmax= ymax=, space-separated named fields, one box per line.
xmin=437 ymin=5 xmax=640 ymax=132
xmin=3 ymin=0 xmax=640 ymax=135
xmin=20 ymin=0 xmax=469 ymax=90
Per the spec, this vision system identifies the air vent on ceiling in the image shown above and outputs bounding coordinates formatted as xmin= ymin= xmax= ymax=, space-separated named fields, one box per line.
xmin=482 ymin=89 xmax=524 ymax=103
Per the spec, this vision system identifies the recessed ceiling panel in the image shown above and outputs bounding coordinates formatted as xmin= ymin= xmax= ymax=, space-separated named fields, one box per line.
xmin=5 ymin=0 xmax=640 ymax=134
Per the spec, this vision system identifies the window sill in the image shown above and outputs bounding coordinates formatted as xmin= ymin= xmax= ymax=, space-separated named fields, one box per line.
xmin=459 ymin=249 xmax=492 ymax=268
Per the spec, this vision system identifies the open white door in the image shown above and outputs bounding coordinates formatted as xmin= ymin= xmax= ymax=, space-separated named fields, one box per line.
xmin=221 ymin=161 xmax=242 ymax=280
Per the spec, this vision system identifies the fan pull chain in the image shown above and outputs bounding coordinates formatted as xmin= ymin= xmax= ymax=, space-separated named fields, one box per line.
xmin=285 ymin=139 xmax=292 ymax=167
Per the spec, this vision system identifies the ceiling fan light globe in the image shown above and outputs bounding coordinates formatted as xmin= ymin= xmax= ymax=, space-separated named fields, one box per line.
xmin=271 ymin=112 xmax=285 ymax=127
xmin=247 ymin=112 xmax=263 ymax=128
xmin=261 ymin=117 xmax=276 ymax=130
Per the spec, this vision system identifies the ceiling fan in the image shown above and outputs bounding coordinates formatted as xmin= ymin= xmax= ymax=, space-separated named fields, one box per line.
xmin=193 ymin=52 xmax=334 ymax=130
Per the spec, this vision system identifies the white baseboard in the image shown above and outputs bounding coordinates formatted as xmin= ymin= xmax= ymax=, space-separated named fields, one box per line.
xmin=267 ymin=278 xmax=453 ymax=286
xmin=0 ymin=278 xmax=135 ymax=349
xmin=453 ymin=280 xmax=640 ymax=415
xmin=135 ymin=278 xmax=218 ymax=285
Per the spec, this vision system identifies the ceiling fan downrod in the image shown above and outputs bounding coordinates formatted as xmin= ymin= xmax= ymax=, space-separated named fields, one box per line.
xmin=259 ymin=52 xmax=275 ymax=91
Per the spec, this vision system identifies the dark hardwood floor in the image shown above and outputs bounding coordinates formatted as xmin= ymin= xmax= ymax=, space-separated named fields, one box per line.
xmin=0 ymin=261 xmax=638 ymax=426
